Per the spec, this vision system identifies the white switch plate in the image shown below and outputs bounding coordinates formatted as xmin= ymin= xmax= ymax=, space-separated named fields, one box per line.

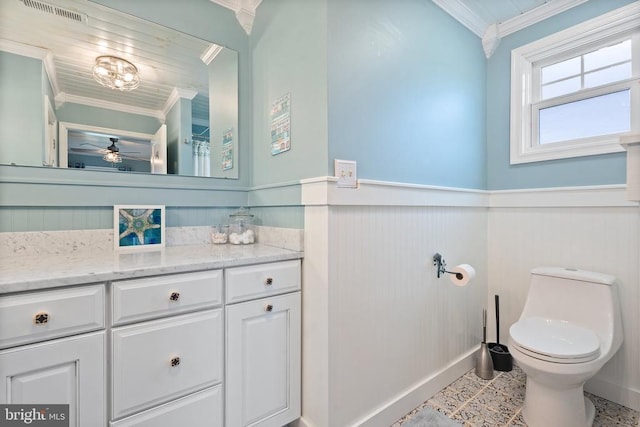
xmin=334 ymin=159 xmax=357 ymax=188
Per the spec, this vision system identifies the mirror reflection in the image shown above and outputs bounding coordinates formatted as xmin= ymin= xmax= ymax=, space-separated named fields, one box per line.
xmin=0 ymin=0 xmax=238 ymax=178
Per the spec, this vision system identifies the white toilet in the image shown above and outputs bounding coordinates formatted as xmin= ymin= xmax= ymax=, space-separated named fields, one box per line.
xmin=509 ymin=267 xmax=623 ymax=427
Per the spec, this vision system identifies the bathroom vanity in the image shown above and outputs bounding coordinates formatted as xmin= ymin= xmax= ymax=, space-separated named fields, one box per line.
xmin=0 ymin=244 xmax=302 ymax=427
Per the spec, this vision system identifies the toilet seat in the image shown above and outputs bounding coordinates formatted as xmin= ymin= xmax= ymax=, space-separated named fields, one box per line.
xmin=510 ymin=317 xmax=600 ymax=363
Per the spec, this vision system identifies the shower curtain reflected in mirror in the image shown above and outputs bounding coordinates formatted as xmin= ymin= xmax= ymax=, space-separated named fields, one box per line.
xmin=193 ymin=138 xmax=210 ymax=177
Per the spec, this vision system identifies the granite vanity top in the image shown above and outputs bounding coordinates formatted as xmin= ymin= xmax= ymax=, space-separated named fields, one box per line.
xmin=0 ymin=244 xmax=303 ymax=294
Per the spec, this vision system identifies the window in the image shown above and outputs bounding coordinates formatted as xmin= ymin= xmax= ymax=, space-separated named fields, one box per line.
xmin=510 ymin=3 xmax=640 ymax=164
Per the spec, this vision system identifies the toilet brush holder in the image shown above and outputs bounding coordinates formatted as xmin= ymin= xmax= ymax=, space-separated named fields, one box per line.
xmin=476 ymin=342 xmax=494 ymax=380
xmin=488 ymin=295 xmax=512 ymax=372
xmin=475 ymin=309 xmax=494 ymax=380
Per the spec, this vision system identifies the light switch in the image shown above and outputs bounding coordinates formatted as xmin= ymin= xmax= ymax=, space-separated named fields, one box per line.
xmin=334 ymin=159 xmax=357 ymax=188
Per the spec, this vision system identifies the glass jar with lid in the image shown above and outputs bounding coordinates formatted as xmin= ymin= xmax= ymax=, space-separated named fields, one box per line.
xmin=228 ymin=207 xmax=255 ymax=244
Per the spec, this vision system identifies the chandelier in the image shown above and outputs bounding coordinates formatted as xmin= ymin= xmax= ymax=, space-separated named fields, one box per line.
xmin=93 ymin=56 xmax=139 ymax=91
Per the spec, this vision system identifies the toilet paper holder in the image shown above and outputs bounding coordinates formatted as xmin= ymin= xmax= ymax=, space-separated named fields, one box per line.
xmin=432 ymin=253 xmax=464 ymax=280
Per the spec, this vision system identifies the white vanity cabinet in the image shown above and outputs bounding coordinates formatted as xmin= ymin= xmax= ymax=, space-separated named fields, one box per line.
xmin=225 ymin=260 xmax=302 ymax=427
xmin=0 ymin=285 xmax=107 ymax=427
xmin=0 ymin=250 xmax=303 ymax=427
xmin=109 ymin=270 xmax=224 ymax=427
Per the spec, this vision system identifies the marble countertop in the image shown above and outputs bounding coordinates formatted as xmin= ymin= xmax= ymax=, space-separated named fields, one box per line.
xmin=0 ymin=244 xmax=303 ymax=294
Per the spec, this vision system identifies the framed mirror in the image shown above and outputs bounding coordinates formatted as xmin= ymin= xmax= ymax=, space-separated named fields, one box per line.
xmin=0 ymin=0 xmax=239 ymax=179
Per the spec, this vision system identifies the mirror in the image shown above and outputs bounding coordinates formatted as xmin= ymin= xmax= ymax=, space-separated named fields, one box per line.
xmin=0 ymin=0 xmax=238 ymax=178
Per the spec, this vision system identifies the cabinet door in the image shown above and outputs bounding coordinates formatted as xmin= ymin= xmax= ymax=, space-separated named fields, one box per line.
xmin=0 ymin=331 xmax=106 ymax=427
xmin=226 ymin=292 xmax=301 ymax=427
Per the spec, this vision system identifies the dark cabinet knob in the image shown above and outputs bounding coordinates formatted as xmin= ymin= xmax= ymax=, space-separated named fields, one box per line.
xmin=34 ymin=312 xmax=49 ymax=325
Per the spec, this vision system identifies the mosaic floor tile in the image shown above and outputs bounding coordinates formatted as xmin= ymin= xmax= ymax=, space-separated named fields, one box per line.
xmin=505 ymin=411 xmax=526 ymax=426
xmin=394 ymin=368 xmax=640 ymax=427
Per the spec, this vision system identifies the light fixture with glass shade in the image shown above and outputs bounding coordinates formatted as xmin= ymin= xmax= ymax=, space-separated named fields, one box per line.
xmin=92 ymin=56 xmax=140 ymax=91
xmin=103 ymin=139 xmax=123 ymax=163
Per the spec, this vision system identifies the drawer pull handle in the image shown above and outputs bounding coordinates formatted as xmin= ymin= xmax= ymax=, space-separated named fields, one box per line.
xmin=169 ymin=292 xmax=180 ymax=302
xmin=34 ymin=312 xmax=49 ymax=325
xmin=265 ymin=277 xmax=273 ymax=286
xmin=170 ymin=356 xmax=180 ymax=367
xmin=265 ymin=304 xmax=274 ymax=312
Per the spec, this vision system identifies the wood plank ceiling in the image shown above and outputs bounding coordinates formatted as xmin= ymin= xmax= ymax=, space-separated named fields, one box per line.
xmin=0 ymin=0 xmax=214 ymax=121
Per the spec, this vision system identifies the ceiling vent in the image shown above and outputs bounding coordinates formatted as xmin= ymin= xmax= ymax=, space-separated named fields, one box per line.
xmin=19 ymin=0 xmax=87 ymax=24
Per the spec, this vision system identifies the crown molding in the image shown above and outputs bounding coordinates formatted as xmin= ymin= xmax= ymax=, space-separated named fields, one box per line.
xmin=0 ymin=39 xmax=47 ymax=59
xmin=209 ymin=0 xmax=262 ymax=35
xmin=498 ymin=0 xmax=589 ymax=38
xmin=162 ymin=87 xmax=198 ymax=119
xmin=431 ymin=0 xmax=485 ymax=37
xmin=433 ymin=0 xmax=589 ymax=58
xmin=42 ymin=52 xmax=61 ymax=97
xmin=201 ymin=43 xmax=223 ymax=65
xmin=482 ymin=23 xmax=500 ymax=59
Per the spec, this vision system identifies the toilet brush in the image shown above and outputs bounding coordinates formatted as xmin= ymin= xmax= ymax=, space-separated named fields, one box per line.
xmin=475 ymin=309 xmax=494 ymax=380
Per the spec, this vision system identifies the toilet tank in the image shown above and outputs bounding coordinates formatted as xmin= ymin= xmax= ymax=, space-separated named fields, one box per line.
xmin=520 ymin=267 xmax=622 ymax=353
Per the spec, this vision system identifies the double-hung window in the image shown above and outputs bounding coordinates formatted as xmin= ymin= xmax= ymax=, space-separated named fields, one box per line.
xmin=510 ymin=3 xmax=640 ymax=164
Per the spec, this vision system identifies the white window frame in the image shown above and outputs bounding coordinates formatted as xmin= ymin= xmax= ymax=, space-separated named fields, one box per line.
xmin=510 ymin=2 xmax=640 ymax=164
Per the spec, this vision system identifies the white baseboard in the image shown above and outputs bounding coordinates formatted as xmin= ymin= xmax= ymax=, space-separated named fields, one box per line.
xmin=586 ymin=376 xmax=640 ymax=412
xmin=289 ymin=418 xmax=311 ymax=427
xmin=353 ymin=347 xmax=477 ymax=427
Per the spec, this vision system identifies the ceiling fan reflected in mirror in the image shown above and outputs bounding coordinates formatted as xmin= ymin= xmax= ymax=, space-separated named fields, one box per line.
xmin=68 ymin=131 xmax=151 ymax=164
xmin=103 ymin=138 xmax=122 ymax=163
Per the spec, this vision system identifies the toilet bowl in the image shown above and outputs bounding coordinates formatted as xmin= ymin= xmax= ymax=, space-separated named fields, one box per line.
xmin=508 ymin=267 xmax=623 ymax=427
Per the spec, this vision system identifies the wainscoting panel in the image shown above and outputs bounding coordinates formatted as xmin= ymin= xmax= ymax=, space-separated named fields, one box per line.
xmin=0 ymin=206 xmax=239 ymax=232
xmin=488 ymin=206 xmax=640 ymax=410
xmin=322 ymin=205 xmax=488 ymax=426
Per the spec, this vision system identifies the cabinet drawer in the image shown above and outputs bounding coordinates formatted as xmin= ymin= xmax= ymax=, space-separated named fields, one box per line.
xmin=110 ymin=385 xmax=222 ymax=427
xmin=111 ymin=310 xmax=223 ymax=419
xmin=111 ymin=270 xmax=222 ymax=325
xmin=0 ymin=285 xmax=105 ymax=349
xmin=225 ymin=260 xmax=301 ymax=304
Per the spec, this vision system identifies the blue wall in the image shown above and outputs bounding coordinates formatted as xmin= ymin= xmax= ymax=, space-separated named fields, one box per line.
xmin=250 ymin=0 xmax=329 ymax=186
xmin=486 ymin=0 xmax=635 ymax=190
xmin=327 ymin=0 xmax=487 ymax=189
xmin=0 ymin=52 xmax=44 ymax=167
xmin=249 ymin=0 xmax=487 ymax=189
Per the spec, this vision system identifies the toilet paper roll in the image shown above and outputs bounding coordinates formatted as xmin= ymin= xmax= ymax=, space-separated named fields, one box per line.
xmin=450 ymin=264 xmax=476 ymax=287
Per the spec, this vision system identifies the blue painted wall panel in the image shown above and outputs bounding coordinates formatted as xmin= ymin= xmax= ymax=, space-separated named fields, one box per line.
xmin=327 ymin=0 xmax=487 ymax=189
xmin=0 ymin=52 xmax=44 ymax=167
xmin=250 ymin=0 xmax=329 ymax=185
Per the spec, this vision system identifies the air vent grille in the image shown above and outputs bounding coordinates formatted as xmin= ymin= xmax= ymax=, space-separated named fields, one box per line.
xmin=20 ymin=0 xmax=87 ymax=23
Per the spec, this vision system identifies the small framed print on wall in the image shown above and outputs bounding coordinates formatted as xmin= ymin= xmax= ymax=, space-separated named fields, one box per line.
xmin=114 ymin=205 xmax=165 ymax=251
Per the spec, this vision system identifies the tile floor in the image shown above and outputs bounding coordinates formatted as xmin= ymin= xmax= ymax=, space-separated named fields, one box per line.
xmin=393 ymin=365 xmax=640 ymax=427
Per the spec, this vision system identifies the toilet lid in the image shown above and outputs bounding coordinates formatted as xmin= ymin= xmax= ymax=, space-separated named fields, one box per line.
xmin=510 ymin=317 xmax=600 ymax=363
